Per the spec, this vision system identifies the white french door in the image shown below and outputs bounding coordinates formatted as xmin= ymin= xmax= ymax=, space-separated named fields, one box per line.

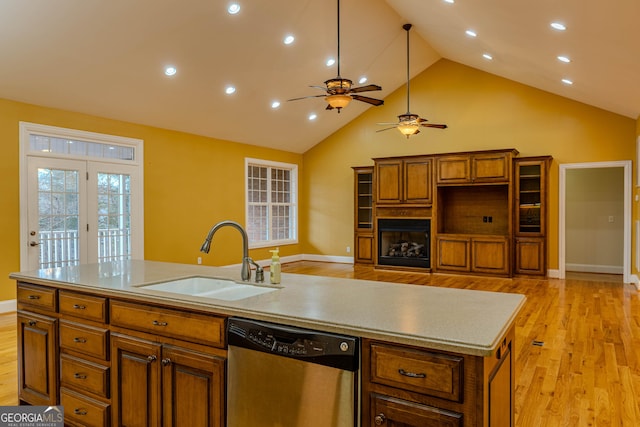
xmin=20 ymin=121 xmax=144 ymax=271
xmin=27 ymin=157 xmax=88 ymax=270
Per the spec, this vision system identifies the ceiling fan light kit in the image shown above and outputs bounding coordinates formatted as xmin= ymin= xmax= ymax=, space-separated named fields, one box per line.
xmin=287 ymin=0 xmax=383 ymax=113
xmin=377 ymin=23 xmax=448 ymax=138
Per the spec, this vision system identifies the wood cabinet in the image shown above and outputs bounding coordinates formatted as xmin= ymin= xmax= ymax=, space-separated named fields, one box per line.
xmin=362 ymin=325 xmax=515 ymax=426
xmin=375 ymin=156 xmax=432 ymax=205
xmin=354 ymin=166 xmax=375 ymax=264
xmin=436 ymin=151 xmax=515 ymax=184
xmin=16 ymin=281 xmax=227 ymax=427
xmin=514 ymin=157 xmax=551 ymax=276
xmin=16 ymin=283 xmax=58 ymax=406
xmin=435 ymin=235 xmax=509 ymax=275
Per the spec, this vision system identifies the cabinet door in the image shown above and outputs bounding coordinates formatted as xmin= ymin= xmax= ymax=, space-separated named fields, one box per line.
xmin=17 ymin=311 xmax=58 ymax=406
xmin=162 ymin=345 xmax=225 ymax=427
xmin=355 ymin=233 xmax=374 ymax=264
xmin=370 ymin=394 xmax=462 ymax=427
xmin=471 ymin=153 xmax=510 ymax=182
xmin=471 ymin=237 xmax=509 ymax=275
xmin=515 ymin=237 xmax=545 ymax=275
xmin=376 ymin=160 xmax=402 ymax=204
xmin=404 ymin=158 xmax=432 ymax=204
xmin=436 ymin=236 xmax=470 ymax=272
xmin=436 ymin=156 xmax=470 ymax=184
xmin=488 ymin=341 xmax=513 ymax=426
xmin=111 ymin=334 xmax=161 ymax=427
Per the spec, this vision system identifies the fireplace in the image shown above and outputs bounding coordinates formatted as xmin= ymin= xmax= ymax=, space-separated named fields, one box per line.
xmin=377 ymin=218 xmax=430 ymax=269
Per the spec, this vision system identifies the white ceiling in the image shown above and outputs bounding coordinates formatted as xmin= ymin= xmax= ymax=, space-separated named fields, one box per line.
xmin=1 ymin=0 xmax=638 ymax=154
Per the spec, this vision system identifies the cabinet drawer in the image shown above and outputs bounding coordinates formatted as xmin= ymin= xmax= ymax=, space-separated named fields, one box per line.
xmin=17 ymin=283 xmax=57 ymax=312
xmin=59 ymin=291 xmax=107 ymax=323
xmin=60 ymin=320 xmax=109 ymax=360
xmin=61 ymin=354 xmax=110 ymax=398
xmin=110 ymin=300 xmax=226 ymax=348
xmin=371 ymin=393 xmax=462 ymax=427
xmin=370 ymin=343 xmax=463 ymax=402
xmin=61 ymin=388 xmax=110 ymax=427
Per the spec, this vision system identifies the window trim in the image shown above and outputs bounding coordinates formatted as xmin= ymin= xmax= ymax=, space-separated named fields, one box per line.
xmin=245 ymin=157 xmax=298 ymax=249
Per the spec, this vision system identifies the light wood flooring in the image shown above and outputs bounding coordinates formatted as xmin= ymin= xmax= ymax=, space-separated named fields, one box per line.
xmin=1 ymin=261 xmax=638 ymax=426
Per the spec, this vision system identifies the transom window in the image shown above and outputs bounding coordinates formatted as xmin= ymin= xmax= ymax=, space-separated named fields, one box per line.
xmin=245 ymin=158 xmax=298 ymax=248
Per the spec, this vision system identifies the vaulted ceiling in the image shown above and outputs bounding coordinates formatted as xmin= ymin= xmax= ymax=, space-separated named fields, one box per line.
xmin=1 ymin=0 xmax=638 ymax=153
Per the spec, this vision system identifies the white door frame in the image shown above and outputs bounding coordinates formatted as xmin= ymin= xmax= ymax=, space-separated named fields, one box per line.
xmin=558 ymin=160 xmax=632 ymax=283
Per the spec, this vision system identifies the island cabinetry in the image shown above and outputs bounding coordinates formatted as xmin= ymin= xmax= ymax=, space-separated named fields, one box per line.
xmin=353 ymin=166 xmax=375 ymax=264
xmin=58 ymin=290 xmax=111 ymax=427
xmin=17 ymin=282 xmax=58 ymax=406
xmin=436 ymin=150 xmax=515 ymax=185
xmin=110 ymin=301 xmax=226 ymax=427
xmin=362 ymin=327 xmax=515 ymax=426
xmin=514 ymin=156 xmax=551 ymax=276
xmin=375 ymin=156 xmax=433 ymax=205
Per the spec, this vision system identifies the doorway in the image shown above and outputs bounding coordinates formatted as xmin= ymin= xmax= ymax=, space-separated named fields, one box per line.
xmin=559 ymin=161 xmax=632 ymax=283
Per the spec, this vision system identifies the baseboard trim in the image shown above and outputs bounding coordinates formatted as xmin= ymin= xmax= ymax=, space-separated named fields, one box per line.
xmin=565 ymin=263 xmax=624 ymax=275
xmin=631 ymin=274 xmax=640 ymax=290
xmin=0 ymin=299 xmax=17 ymax=314
xmin=547 ymin=269 xmax=560 ymax=279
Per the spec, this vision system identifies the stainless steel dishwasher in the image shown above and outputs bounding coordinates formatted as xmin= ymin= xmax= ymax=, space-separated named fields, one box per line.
xmin=227 ymin=317 xmax=359 ymax=427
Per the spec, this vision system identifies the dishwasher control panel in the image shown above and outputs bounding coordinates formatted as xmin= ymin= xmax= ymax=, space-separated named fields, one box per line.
xmin=228 ymin=317 xmax=359 ymax=371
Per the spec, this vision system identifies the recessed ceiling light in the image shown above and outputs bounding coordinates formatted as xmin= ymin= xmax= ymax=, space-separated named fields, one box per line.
xmin=326 ymin=58 xmax=336 ymax=66
xmin=561 ymin=78 xmax=573 ymax=85
xmin=444 ymin=0 xmax=454 ymax=3
xmin=358 ymin=76 xmax=367 ymax=84
xmin=225 ymin=85 xmax=236 ymax=94
xmin=271 ymin=101 xmax=281 ymax=109
xmin=557 ymin=55 xmax=571 ymax=63
xmin=482 ymin=53 xmax=493 ymax=60
xmin=465 ymin=29 xmax=477 ymax=38
xmin=164 ymin=66 xmax=177 ymax=76
xmin=283 ymin=35 xmax=295 ymax=45
xmin=228 ymin=3 xmax=240 ymax=14
xmin=308 ymin=113 xmax=317 ymax=121
xmin=551 ymin=22 xmax=566 ymax=31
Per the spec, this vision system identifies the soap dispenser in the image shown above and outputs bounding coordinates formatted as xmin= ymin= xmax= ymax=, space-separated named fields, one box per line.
xmin=269 ymin=248 xmax=281 ymax=284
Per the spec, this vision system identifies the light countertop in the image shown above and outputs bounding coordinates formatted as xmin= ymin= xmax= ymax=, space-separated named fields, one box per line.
xmin=10 ymin=260 xmax=526 ymax=356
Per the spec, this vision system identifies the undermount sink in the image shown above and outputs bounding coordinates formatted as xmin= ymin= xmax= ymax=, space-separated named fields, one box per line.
xmin=139 ymin=276 xmax=279 ymax=301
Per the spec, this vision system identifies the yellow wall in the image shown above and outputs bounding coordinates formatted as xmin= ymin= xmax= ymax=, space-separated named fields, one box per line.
xmin=301 ymin=59 xmax=637 ymax=274
xmin=0 ymin=98 xmax=302 ymax=301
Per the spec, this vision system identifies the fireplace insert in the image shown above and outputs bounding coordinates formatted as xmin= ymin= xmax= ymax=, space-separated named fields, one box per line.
xmin=377 ymin=218 xmax=430 ymax=268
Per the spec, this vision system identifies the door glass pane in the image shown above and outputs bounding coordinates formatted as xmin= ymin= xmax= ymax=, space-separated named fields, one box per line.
xmin=97 ymin=172 xmax=132 ymax=262
xmin=37 ymin=168 xmax=80 ymax=268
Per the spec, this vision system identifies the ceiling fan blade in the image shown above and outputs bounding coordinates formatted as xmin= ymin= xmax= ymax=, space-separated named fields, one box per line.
xmin=352 ymin=95 xmax=384 ymax=106
xmin=420 ymin=123 xmax=448 ymax=129
xmin=309 ymin=85 xmax=329 ymax=91
xmin=349 ymin=84 xmax=382 ymax=93
xmin=376 ymin=127 xmax=397 ymax=133
xmin=287 ymin=94 xmax=327 ymax=102
xmin=376 ymin=122 xmax=401 ymax=126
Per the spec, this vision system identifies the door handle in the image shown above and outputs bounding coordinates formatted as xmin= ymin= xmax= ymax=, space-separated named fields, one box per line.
xmin=29 ymin=241 xmax=40 ymax=247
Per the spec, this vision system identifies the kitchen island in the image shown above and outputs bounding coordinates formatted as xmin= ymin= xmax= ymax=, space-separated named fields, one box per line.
xmin=11 ymin=260 xmax=525 ymax=426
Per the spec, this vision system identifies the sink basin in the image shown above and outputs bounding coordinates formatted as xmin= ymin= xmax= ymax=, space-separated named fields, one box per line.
xmin=140 ymin=276 xmax=279 ymax=301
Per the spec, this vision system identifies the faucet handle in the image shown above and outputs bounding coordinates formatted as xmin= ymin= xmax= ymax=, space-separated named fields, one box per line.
xmin=247 ymin=257 xmax=264 ymax=283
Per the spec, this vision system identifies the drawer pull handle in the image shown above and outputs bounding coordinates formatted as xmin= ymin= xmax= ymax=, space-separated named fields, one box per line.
xmin=147 ymin=355 xmax=157 ymax=362
xmin=162 ymin=358 xmax=172 ymax=366
xmin=28 ymin=320 xmax=37 ymax=326
xmin=28 ymin=295 xmax=40 ymax=300
xmin=74 ymin=373 xmax=87 ymax=380
xmin=73 ymin=304 xmax=86 ymax=310
xmin=398 ymin=368 xmax=426 ymax=379
xmin=74 ymin=409 xmax=88 ymax=416
xmin=374 ymin=413 xmax=386 ymax=425
xmin=152 ymin=320 xmax=168 ymax=326
xmin=73 ymin=337 xmax=87 ymax=343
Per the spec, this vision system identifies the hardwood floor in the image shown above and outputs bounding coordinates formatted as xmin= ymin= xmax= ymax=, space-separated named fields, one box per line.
xmin=1 ymin=261 xmax=638 ymax=426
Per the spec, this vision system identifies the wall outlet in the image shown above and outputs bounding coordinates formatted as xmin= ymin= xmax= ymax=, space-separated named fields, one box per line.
xmin=608 ymin=216 xmax=614 ymax=223
xmin=346 ymin=246 xmax=351 ymax=253
xmin=197 ymin=256 xmax=202 ymax=265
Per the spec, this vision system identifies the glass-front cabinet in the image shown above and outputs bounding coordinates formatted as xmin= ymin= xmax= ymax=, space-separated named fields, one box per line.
xmin=353 ymin=167 xmax=374 ymax=264
xmin=514 ymin=157 xmax=551 ymax=275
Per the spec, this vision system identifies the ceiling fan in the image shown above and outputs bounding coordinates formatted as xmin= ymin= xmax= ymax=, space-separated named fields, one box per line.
xmin=377 ymin=24 xmax=447 ymax=138
xmin=287 ymin=0 xmax=384 ymax=113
